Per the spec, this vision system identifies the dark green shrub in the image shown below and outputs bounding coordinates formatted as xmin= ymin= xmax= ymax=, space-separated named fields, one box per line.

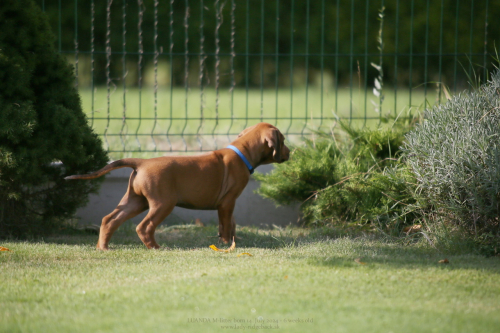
xmin=255 ymin=118 xmax=417 ymax=229
xmin=0 ymin=0 xmax=108 ymax=238
xmin=403 ymin=70 xmax=500 ymax=241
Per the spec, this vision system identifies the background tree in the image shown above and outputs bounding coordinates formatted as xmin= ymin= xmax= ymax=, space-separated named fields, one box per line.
xmin=0 ymin=0 xmax=108 ymax=237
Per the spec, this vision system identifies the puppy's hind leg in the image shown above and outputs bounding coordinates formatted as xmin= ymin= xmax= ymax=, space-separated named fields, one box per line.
xmin=97 ymin=192 xmax=148 ymax=250
xmin=135 ymin=201 xmax=175 ymax=249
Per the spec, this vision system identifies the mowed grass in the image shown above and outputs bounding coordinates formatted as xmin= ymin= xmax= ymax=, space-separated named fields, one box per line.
xmin=79 ymin=86 xmax=442 ymax=158
xmin=1 ymin=225 xmax=499 ymax=333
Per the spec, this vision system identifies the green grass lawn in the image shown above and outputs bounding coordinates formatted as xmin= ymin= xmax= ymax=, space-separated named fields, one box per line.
xmin=79 ymin=86 xmax=443 ymax=158
xmin=1 ymin=225 xmax=499 ymax=333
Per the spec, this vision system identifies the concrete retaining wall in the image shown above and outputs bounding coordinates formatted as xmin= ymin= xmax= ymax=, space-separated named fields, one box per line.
xmin=75 ymin=164 xmax=300 ymax=228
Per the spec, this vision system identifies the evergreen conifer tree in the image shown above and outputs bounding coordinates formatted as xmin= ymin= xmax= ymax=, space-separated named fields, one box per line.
xmin=0 ymin=0 xmax=108 ymax=237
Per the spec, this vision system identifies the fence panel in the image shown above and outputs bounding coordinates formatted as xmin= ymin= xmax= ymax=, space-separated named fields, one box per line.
xmin=41 ymin=0 xmax=498 ymax=157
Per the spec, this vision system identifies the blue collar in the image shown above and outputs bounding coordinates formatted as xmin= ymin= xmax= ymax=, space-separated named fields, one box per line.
xmin=226 ymin=145 xmax=254 ymax=174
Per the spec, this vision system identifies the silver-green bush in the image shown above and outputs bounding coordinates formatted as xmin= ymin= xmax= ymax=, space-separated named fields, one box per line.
xmin=403 ymin=70 xmax=500 ymax=236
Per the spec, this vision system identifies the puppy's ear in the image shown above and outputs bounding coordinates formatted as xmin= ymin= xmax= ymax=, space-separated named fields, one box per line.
xmin=237 ymin=124 xmax=258 ymax=138
xmin=264 ymin=128 xmax=282 ymax=162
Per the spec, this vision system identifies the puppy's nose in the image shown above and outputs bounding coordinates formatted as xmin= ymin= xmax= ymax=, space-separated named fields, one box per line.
xmin=282 ymin=146 xmax=290 ymax=161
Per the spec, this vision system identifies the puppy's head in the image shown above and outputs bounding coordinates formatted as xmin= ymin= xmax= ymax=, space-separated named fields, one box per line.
xmin=238 ymin=123 xmax=290 ymax=164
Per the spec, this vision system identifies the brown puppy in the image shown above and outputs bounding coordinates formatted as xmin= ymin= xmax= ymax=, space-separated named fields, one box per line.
xmin=65 ymin=123 xmax=290 ymax=250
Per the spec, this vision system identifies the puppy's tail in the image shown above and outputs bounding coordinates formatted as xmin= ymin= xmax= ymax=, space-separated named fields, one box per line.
xmin=64 ymin=158 xmax=141 ymax=180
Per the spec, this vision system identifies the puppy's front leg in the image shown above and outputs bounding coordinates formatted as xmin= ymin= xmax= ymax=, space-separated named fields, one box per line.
xmin=217 ymin=200 xmax=236 ymax=244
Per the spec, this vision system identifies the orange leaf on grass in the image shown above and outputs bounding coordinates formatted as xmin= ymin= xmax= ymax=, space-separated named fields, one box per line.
xmin=209 ymin=245 xmax=220 ymax=251
xmin=0 ymin=246 xmax=10 ymax=251
xmin=209 ymin=237 xmax=236 ymax=253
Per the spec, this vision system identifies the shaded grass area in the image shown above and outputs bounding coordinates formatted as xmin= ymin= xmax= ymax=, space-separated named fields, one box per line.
xmin=1 ymin=225 xmax=499 ymax=333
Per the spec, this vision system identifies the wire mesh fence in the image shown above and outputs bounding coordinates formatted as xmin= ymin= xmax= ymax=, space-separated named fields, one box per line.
xmin=41 ymin=0 xmax=498 ymax=157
